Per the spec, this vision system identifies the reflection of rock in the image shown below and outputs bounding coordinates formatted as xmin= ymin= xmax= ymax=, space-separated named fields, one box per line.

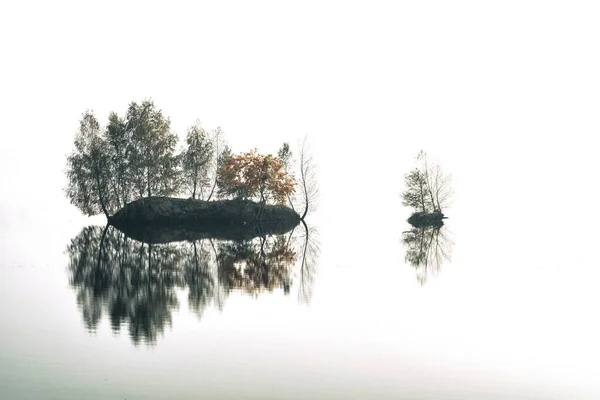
xmin=407 ymin=211 xmax=446 ymax=228
xmin=111 ymin=218 xmax=299 ymax=244
xmin=66 ymin=222 xmax=315 ymax=346
xmin=110 ymin=197 xmax=300 ymax=227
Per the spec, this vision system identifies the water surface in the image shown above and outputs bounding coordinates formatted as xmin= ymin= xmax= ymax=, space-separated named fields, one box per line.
xmin=2 ymin=2 xmax=600 ymax=398
xmin=2 ymin=139 xmax=599 ymax=399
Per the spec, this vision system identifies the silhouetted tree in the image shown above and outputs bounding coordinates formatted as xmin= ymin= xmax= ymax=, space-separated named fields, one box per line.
xmin=402 ymin=151 xmax=452 ymax=213
xmin=181 ymin=122 xmax=214 ymax=199
xmin=66 ymin=100 xmax=181 ymax=218
xmin=124 ymin=100 xmax=179 ymax=198
xmin=402 ymin=168 xmax=430 ymax=213
xmin=105 ymin=112 xmax=131 ymax=209
xmin=65 ymin=111 xmax=113 ymax=218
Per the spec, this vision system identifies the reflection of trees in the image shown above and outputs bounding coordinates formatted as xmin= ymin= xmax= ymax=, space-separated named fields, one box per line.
xmin=217 ymin=235 xmax=295 ymax=296
xmin=182 ymin=240 xmax=216 ymax=319
xmin=67 ymin=223 xmax=319 ymax=346
xmin=68 ymin=225 xmax=183 ymax=345
xmin=298 ymin=221 xmax=319 ymax=304
xmin=402 ymin=224 xmax=452 ymax=284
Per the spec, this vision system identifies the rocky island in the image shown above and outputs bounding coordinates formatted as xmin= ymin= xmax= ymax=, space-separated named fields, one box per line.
xmin=108 ymin=197 xmax=301 ymax=243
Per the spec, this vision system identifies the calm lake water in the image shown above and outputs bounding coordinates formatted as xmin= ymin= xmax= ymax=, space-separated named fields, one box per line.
xmin=1 ymin=132 xmax=600 ymax=399
xmin=2 ymin=3 xmax=600 ymax=397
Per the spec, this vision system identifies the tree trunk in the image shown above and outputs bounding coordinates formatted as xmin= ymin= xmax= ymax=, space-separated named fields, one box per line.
xmin=300 ymin=163 xmax=309 ymax=220
xmin=147 ymin=167 xmax=152 ymax=197
xmin=95 ymin=172 xmax=110 ymax=219
xmin=419 ymin=182 xmax=427 ymax=213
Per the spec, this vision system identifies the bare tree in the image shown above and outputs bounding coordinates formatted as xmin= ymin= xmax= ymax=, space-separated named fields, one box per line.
xmin=294 ymin=137 xmax=319 ymax=220
xmin=206 ymin=126 xmax=230 ymax=201
xmin=402 ymin=151 xmax=452 ymax=213
xmin=429 ymin=163 xmax=452 ymax=212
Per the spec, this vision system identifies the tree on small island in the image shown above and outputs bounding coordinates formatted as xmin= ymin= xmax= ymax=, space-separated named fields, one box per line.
xmin=402 ymin=151 xmax=451 ymax=227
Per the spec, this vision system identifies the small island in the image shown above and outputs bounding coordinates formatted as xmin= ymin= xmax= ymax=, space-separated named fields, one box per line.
xmin=65 ymin=99 xmax=317 ymax=236
xmin=406 ymin=210 xmax=446 ymax=228
xmin=401 ymin=151 xmax=452 ymax=228
xmin=400 ymin=151 xmax=453 ymax=283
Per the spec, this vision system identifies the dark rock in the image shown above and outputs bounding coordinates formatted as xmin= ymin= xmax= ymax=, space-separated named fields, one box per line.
xmin=109 ymin=197 xmax=301 ymax=243
xmin=407 ymin=211 xmax=446 ymax=228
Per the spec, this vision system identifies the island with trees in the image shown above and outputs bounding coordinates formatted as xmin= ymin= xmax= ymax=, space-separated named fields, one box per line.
xmin=65 ymin=99 xmax=317 ymax=238
xmin=400 ymin=151 xmax=453 ymax=283
xmin=401 ymin=151 xmax=452 ymax=228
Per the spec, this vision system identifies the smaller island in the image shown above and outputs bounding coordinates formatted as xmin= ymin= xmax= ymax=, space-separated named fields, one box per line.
xmin=406 ymin=210 xmax=446 ymax=228
xmin=401 ymin=151 xmax=452 ymax=228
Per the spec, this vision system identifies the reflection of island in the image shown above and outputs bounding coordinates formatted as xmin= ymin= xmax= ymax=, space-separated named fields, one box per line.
xmin=402 ymin=223 xmax=452 ymax=284
xmin=67 ymin=222 xmax=318 ymax=346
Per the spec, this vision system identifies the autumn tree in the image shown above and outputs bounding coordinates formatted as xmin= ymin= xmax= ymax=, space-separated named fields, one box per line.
xmin=65 ymin=111 xmax=113 ymax=218
xmin=181 ymin=121 xmax=214 ymax=199
xmin=217 ymin=150 xmax=295 ymax=204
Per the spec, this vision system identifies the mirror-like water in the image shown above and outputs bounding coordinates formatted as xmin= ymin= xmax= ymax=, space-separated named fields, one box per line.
xmin=2 ymin=145 xmax=599 ymax=398
xmin=2 ymin=3 xmax=600 ymax=399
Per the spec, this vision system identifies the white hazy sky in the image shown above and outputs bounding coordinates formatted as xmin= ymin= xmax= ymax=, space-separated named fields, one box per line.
xmin=1 ymin=1 xmax=599 ymax=210
xmin=2 ymin=2 xmax=600 ymax=398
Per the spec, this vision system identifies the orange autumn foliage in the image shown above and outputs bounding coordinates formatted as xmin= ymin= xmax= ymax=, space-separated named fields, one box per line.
xmin=217 ymin=149 xmax=295 ymax=204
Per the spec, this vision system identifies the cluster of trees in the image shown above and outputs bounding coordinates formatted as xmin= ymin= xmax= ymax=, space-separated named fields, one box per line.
xmin=66 ymin=100 xmax=312 ymax=219
xmin=401 ymin=151 xmax=452 ymax=213
xmin=66 ymin=101 xmax=181 ymax=218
